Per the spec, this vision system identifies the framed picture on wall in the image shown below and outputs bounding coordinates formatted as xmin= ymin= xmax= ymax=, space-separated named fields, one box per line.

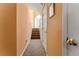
xmin=49 ymin=3 xmax=55 ymax=18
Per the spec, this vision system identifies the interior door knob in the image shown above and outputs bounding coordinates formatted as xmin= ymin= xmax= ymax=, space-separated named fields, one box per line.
xmin=66 ymin=38 xmax=77 ymax=46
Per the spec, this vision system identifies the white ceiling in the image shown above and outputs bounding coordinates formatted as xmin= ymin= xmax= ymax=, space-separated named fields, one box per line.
xmin=28 ymin=3 xmax=42 ymax=14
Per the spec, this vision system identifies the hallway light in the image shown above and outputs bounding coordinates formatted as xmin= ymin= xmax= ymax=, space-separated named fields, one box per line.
xmin=36 ymin=15 xmax=41 ymax=19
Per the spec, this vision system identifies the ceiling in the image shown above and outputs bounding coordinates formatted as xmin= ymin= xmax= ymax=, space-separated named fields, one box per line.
xmin=28 ymin=3 xmax=42 ymax=14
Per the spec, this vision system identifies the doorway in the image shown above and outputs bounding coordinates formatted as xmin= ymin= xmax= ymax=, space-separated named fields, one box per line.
xmin=31 ymin=15 xmax=41 ymax=39
xmin=23 ymin=3 xmax=48 ymax=56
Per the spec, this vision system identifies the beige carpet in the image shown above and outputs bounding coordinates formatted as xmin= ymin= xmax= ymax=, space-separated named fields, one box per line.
xmin=23 ymin=39 xmax=46 ymax=56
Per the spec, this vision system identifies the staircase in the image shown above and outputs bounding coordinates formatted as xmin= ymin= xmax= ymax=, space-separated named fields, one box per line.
xmin=31 ymin=28 xmax=40 ymax=39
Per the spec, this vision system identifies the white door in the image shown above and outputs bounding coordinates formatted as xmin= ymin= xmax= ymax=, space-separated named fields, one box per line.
xmin=64 ymin=3 xmax=79 ymax=56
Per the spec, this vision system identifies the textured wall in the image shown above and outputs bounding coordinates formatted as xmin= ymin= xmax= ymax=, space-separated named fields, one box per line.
xmin=17 ymin=3 xmax=33 ymax=55
xmin=42 ymin=4 xmax=48 ymax=53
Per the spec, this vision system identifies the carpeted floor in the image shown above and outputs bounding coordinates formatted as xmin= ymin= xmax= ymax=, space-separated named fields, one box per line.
xmin=23 ymin=39 xmax=46 ymax=56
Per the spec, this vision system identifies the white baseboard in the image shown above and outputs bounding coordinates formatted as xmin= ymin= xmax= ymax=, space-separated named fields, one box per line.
xmin=20 ymin=39 xmax=30 ymax=56
xmin=20 ymin=27 xmax=32 ymax=56
xmin=40 ymin=40 xmax=48 ymax=56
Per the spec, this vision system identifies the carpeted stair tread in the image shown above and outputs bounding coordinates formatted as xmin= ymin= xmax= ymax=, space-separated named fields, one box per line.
xmin=31 ymin=28 xmax=40 ymax=39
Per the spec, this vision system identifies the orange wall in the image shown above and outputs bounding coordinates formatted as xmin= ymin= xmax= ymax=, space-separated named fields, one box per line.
xmin=48 ymin=3 xmax=62 ymax=56
xmin=17 ymin=4 xmax=33 ymax=55
xmin=0 ymin=3 xmax=33 ymax=56
xmin=0 ymin=4 xmax=16 ymax=56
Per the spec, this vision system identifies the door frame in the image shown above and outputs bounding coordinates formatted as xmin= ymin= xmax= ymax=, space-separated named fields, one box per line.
xmin=62 ymin=3 xmax=68 ymax=56
xmin=41 ymin=3 xmax=48 ymax=56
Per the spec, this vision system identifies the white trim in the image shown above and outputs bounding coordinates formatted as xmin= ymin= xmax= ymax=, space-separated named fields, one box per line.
xmin=62 ymin=3 xmax=64 ymax=56
xmin=62 ymin=3 xmax=68 ymax=56
xmin=46 ymin=3 xmax=48 ymax=56
xmin=20 ymin=27 xmax=32 ymax=56
xmin=40 ymin=4 xmax=48 ymax=56
xmin=20 ymin=39 xmax=31 ymax=56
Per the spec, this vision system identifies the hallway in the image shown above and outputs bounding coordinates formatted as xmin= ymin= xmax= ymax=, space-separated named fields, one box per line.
xmin=23 ymin=39 xmax=46 ymax=56
xmin=22 ymin=4 xmax=47 ymax=56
